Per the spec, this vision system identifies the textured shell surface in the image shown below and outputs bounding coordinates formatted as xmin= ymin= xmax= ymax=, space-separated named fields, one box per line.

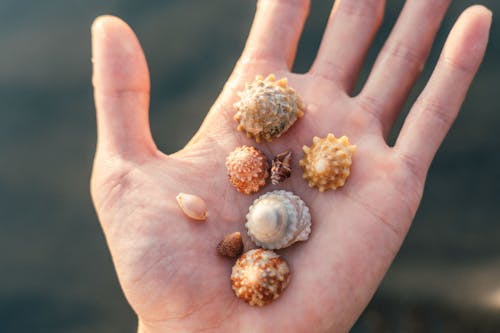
xmin=226 ymin=145 xmax=269 ymax=194
xmin=234 ymin=74 xmax=305 ymax=143
xmin=245 ymin=190 xmax=311 ymax=250
xmin=216 ymin=232 xmax=244 ymax=258
xmin=271 ymin=150 xmax=292 ymax=185
xmin=300 ymin=133 xmax=356 ymax=192
xmin=231 ymin=249 xmax=291 ymax=306
xmin=175 ymin=192 xmax=207 ymax=221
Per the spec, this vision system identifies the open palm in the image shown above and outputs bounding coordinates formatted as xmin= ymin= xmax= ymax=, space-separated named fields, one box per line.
xmin=90 ymin=1 xmax=490 ymax=332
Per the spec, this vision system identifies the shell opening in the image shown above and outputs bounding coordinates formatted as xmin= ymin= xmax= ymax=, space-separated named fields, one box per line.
xmin=249 ymin=204 xmax=281 ymax=237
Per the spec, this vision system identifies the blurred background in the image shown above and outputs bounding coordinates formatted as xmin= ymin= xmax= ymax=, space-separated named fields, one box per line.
xmin=0 ymin=0 xmax=499 ymax=332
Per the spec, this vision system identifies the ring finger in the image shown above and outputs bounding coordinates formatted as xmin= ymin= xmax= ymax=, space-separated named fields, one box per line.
xmin=357 ymin=0 xmax=451 ymax=137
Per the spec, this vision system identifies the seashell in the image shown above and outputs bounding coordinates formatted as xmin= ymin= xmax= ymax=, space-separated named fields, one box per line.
xmin=226 ymin=145 xmax=269 ymax=195
xmin=271 ymin=150 xmax=292 ymax=185
xmin=234 ymin=74 xmax=305 ymax=143
xmin=231 ymin=248 xmax=291 ymax=306
xmin=216 ymin=232 xmax=244 ymax=258
xmin=300 ymin=133 xmax=356 ymax=192
xmin=245 ymin=190 xmax=311 ymax=250
xmin=175 ymin=192 xmax=207 ymax=221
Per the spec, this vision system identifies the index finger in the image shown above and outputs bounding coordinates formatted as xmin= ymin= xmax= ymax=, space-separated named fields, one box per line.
xmin=239 ymin=0 xmax=310 ymax=70
xmin=92 ymin=15 xmax=156 ymax=160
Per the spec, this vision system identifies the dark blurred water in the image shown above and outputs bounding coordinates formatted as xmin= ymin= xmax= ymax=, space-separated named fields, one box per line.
xmin=0 ymin=1 xmax=499 ymax=332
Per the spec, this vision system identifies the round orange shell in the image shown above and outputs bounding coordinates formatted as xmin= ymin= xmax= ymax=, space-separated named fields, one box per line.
xmin=231 ymin=249 xmax=291 ymax=306
xmin=226 ymin=145 xmax=269 ymax=194
xmin=300 ymin=134 xmax=356 ymax=192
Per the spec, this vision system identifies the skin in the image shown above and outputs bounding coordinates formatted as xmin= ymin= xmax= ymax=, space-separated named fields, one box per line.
xmin=90 ymin=1 xmax=491 ymax=332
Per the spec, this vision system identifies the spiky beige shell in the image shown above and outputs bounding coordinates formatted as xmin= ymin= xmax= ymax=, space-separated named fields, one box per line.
xmin=226 ymin=145 xmax=269 ymax=194
xmin=234 ymin=74 xmax=304 ymax=143
xmin=245 ymin=190 xmax=311 ymax=250
xmin=231 ymin=249 xmax=291 ymax=306
xmin=300 ymin=134 xmax=356 ymax=192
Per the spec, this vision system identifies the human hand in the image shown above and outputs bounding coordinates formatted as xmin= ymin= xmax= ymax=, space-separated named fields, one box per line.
xmin=90 ymin=1 xmax=491 ymax=332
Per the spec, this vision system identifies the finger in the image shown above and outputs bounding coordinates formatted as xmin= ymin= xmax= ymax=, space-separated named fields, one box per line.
xmin=239 ymin=0 xmax=310 ymax=70
xmin=395 ymin=5 xmax=491 ymax=180
xmin=358 ymin=0 xmax=451 ymax=136
xmin=92 ymin=15 xmax=156 ymax=159
xmin=310 ymin=0 xmax=385 ymax=91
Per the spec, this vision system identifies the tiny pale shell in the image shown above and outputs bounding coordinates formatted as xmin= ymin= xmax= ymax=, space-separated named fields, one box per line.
xmin=231 ymin=248 xmax=291 ymax=306
xmin=176 ymin=192 xmax=207 ymax=221
xmin=216 ymin=232 xmax=244 ymax=258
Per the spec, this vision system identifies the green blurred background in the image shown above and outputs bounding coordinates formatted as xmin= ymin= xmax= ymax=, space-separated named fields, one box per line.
xmin=1 ymin=1 xmax=499 ymax=332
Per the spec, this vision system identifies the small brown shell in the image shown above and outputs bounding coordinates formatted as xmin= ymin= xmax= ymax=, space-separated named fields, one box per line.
xmin=216 ymin=232 xmax=244 ymax=258
xmin=300 ymin=134 xmax=356 ymax=192
xmin=226 ymin=145 xmax=269 ymax=194
xmin=175 ymin=192 xmax=207 ymax=221
xmin=234 ymin=74 xmax=304 ymax=143
xmin=271 ymin=150 xmax=292 ymax=185
xmin=231 ymin=249 xmax=291 ymax=306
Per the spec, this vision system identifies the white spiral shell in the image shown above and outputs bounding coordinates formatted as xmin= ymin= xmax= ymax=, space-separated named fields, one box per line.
xmin=245 ymin=190 xmax=311 ymax=250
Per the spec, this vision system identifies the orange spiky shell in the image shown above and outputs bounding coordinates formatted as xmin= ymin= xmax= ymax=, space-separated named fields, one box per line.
xmin=231 ymin=249 xmax=291 ymax=306
xmin=226 ymin=145 xmax=269 ymax=194
xmin=300 ymin=134 xmax=356 ymax=192
xmin=234 ymin=74 xmax=304 ymax=143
